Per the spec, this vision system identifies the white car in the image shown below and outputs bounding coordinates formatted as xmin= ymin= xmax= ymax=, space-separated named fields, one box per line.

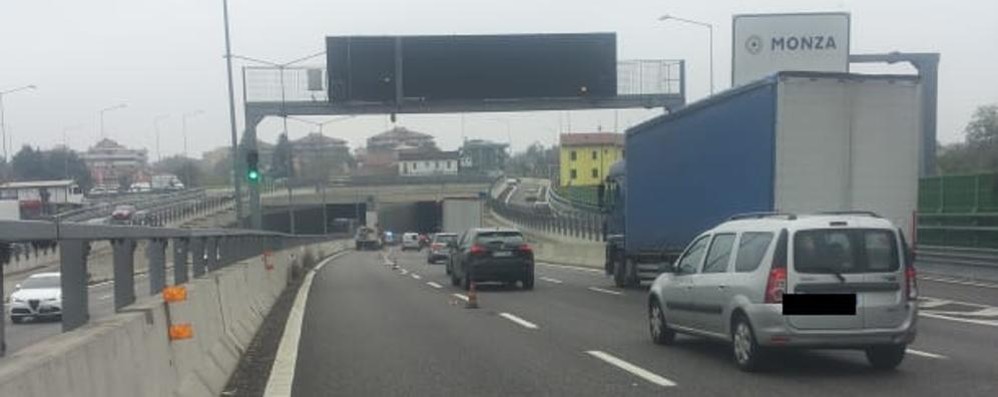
xmin=401 ymin=232 xmax=421 ymax=251
xmin=9 ymin=272 xmax=62 ymax=323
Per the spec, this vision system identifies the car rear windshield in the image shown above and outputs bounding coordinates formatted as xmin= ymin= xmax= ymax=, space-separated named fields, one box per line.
xmin=793 ymin=229 xmax=899 ymax=274
xmin=475 ymin=231 xmax=524 ymax=245
xmin=22 ymin=276 xmax=60 ymax=289
xmin=434 ymin=235 xmax=457 ymax=244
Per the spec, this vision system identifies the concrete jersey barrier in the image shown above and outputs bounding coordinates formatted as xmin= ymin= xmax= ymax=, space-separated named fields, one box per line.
xmin=0 ymin=239 xmax=350 ymax=397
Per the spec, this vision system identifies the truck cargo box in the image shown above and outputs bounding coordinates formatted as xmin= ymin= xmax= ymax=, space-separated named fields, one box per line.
xmin=624 ymin=72 xmax=921 ymax=256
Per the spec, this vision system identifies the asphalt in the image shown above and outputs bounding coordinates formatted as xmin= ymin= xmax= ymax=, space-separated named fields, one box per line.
xmin=285 ymin=248 xmax=998 ymax=396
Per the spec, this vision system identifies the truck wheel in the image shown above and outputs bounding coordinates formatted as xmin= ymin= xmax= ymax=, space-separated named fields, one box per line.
xmin=625 ymin=259 xmax=640 ymax=288
xmin=866 ymin=345 xmax=906 ymax=370
xmin=613 ymin=258 xmax=626 ymax=288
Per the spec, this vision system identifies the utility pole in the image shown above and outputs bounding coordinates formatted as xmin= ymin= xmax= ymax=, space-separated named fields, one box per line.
xmin=221 ymin=0 xmax=244 ymax=226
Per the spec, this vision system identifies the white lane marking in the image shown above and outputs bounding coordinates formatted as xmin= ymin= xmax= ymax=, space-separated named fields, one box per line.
xmin=452 ymin=293 xmax=469 ymax=302
xmin=918 ymin=298 xmax=953 ymax=309
xmin=411 ymin=274 xmax=422 ymax=280
xmin=98 ymin=294 xmax=112 ymax=300
xmin=537 ymin=262 xmax=604 ymax=274
xmin=922 ymin=296 xmax=993 ymax=309
xmin=920 ymin=312 xmax=998 ymax=328
xmin=426 ymin=281 xmax=443 ymax=289
xmin=499 ymin=312 xmax=539 ymax=329
xmin=586 ymin=350 xmax=676 ymax=387
xmin=540 ymin=277 xmax=563 ymax=284
xmin=918 ymin=275 xmax=998 ymax=290
xmin=263 ymin=254 xmax=339 ymax=397
xmin=906 ymin=348 xmax=948 ymax=359
xmin=400 ymin=269 xmax=409 ymax=275
xmin=588 ymin=286 xmax=623 ymax=296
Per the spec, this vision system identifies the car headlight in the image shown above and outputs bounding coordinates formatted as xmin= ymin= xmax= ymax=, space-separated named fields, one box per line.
xmin=11 ymin=296 xmax=24 ymax=303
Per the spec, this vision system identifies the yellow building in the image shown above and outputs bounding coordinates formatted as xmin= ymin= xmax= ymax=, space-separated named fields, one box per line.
xmin=559 ymin=133 xmax=624 ymax=187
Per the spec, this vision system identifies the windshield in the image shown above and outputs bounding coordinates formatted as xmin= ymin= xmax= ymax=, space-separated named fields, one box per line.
xmin=475 ymin=231 xmax=524 ymax=245
xmin=21 ymin=275 xmax=60 ymax=289
xmin=433 ymin=234 xmax=457 ymax=244
xmin=793 ymin=229 xmax=900 ymax=274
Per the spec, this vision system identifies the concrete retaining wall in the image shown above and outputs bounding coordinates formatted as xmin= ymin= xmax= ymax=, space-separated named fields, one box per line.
xmin=0 ymin=239 xmax=350 ymax=397
xmin=487 ymin=211 xmax=604 ymax=269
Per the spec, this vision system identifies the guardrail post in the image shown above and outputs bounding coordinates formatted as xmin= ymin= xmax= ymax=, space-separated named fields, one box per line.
xmin=174 ymin=238 xmax=189 ymax=284
xmin=61 ymin=240 xmax=90 ymax=332
xmin=206 ymin=238 xmax=219 ymax=271
xmin=192 ymin=238 xmax=207 ymax=277
xmin=112 ymin=239 xmax=137 ymax=311
xmin=147 ymin=238 xmax=167 ymax=294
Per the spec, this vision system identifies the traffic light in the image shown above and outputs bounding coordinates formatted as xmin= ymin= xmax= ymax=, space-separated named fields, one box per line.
xmin=246 ymin=150 xmax=260 ymax=183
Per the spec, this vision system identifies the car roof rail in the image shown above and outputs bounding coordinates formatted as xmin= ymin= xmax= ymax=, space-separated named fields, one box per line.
xmin=815 ymin=210 xmax=882 ymax=218
xmin=727 ymin=212 xmax=798 ymax=221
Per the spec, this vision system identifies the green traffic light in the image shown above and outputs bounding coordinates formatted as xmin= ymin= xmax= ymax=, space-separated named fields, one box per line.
xmin=248 ymin=170 xmax=260 ymax=181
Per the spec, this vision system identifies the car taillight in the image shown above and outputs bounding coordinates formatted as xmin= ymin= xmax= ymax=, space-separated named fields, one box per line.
xmin=469 ymin=245 xmax=487 ymax=255
xmin=765 ymin=229 xmax=788 ymax=304
xmin=431 ymin=243 xmax=443 ymax=250
xmin=518 ymin=244 xmax=532 ymax=254
xmin=765 ymin=267 xmax=787 ymax=304
xmin=905 ymin=265 xmax=918 ymax=301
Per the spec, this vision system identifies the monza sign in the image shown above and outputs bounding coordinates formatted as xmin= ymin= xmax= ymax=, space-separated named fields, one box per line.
xmin=732 ymin=12 xmax=850 ymax=86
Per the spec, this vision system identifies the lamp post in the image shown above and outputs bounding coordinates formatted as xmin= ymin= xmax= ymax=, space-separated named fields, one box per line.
xmin=0 ymin=84 xmax=37 ymax=163
xmin=288 ymin=116 xmax=354 ymax=234
xmin=153 ymin=115 xmax=169 ymax=163
xmin=62 ymin=124 xmax=85 ymax=179
xmin=659 ymin=14 xmax=714 ymax=95
xmin=182 ymin=110 xmax=204 ymax=187
xmin=98 ymin=103 xmax=127 ymax=140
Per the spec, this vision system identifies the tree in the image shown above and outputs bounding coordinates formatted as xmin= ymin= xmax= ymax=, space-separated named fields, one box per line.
xmin=506 ymin=142 xmax=558 ymax=178
xmin=270 ymin=133 xmax=294 ymax=179
xmin=937 ymin=104 xmax=998 ymax=174
xmin=9 ymin=146 xmax=93 ymax=190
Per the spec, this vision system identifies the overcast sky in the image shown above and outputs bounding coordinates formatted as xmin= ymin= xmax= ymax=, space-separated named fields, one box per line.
xmin=1 ymin=0 xmax=995 ymax=160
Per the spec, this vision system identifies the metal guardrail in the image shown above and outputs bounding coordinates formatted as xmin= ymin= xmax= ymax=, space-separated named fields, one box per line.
xmin=0 ymin=220 xmax=339 ymax=357
xmin=487 ymin=194 xmax=604 ymax=242
xmin=916 ymin=245 xmax=998 ymax=269
xmin=55 ymin=189 xmax=212 ymax=223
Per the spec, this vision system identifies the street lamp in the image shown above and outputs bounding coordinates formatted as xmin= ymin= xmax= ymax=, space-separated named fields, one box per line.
xmin=182 ymin=110 xmax=204 ymax=187
xmin=153 ymin=115 xmax=170 ymax=163
xmin=98 ymin=103 xmax=127 ymax=140
xmin=0 ymin=84 xmax=37 ymax=162
xmin=62 ymin=124 xmax=85 ymax=179
xmin=659 ymin=14 xmax=714 ymax=95
xmin=289 ymin=116 xmax=354 ymax=234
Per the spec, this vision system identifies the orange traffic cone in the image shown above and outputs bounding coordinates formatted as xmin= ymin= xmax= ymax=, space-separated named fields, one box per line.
xmin=466 ymin=281 xmax=479 ymax=309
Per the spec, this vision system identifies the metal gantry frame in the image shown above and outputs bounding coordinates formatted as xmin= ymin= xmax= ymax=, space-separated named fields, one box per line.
xmin=239 ymin=60 xmax=687 ymax=230
xmin=0 ymin=220 xmax=334 ymax=356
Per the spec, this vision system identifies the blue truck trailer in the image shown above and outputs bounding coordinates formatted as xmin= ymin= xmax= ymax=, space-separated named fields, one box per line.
xmin=603 ymin=72 xmax=922 ymax=287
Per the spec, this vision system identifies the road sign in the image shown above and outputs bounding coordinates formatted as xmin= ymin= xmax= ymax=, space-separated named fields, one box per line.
xmin=732 ymin=12 xmax=850 ymax=86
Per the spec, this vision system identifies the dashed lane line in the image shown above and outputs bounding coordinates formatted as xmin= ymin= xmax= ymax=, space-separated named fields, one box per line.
xmin=498 ymin=312 xmax=539 ymax=329
xmin=586 ymin=350 xmax=676 ymax=387
xmin=588 ymin=286 xmax=623 ymax=296
xmin=411 ymin=274 xmax=422 ymax=280
xmin=536 ymin=262 xmax=604 ymax=274
xmin=539 ymin=277 xmax=563 ymax=284
xmin=906 ymin=349 xmax=948 ymax=359
xmin=452 ymin=293 xmax=469 ymax=302
xmin=426 ymin=281 xmax=443 ymax=289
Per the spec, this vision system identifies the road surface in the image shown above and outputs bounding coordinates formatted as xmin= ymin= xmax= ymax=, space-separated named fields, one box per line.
xmin=279 ymin=248 xmax=998 ymax=396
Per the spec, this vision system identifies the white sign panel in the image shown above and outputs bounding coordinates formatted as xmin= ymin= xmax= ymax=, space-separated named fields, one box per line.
xmin=732 ymin=13 xmax=850 ymax=86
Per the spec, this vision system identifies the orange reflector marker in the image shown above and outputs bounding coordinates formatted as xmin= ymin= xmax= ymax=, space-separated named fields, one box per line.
xmin=162 ymin=286 xmax=188 ymax=303
xmin=169 ymin=324 xmax=194 ymax=341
